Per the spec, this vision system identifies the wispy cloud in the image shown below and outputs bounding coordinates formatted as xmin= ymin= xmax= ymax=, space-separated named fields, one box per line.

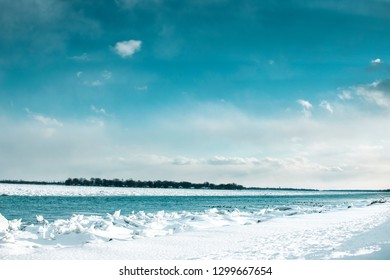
xmin=113 ymin=39 xmax=142 ymax=58
xmin=25 ymin=108 xmax=63 ymax=127
xmin=91 ymin=105 xmax=109 ymax=116
xmin=338 ymin=90 xmax=353 ymax=100
xmin=102 ymin=70 xmax=112 ymax=80
xmin=297 ymin=99 xmax=313 ymax=117
xmin=207 ymin=156 xmax=260 ymax=165
xmin=344 ymin=78 xmax=390 ymax=109
xmin=33 ymin=115 xmax=63 ymax=127
xmin=172 ymin=156 xmax=199 ymax=166
xmin=70 ymin=53 xmax=89 ymax=61
xmin=79 ymin=71 xmax=111 ymax=86
xmin=356 ymin=86 xmax=390 ymax=109
xmin=320 ymin=100 xmax=334 ymax=114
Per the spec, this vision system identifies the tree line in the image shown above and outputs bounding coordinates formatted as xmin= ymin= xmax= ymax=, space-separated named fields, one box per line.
xmin=64 ymin=178 xmax=244 ymax=190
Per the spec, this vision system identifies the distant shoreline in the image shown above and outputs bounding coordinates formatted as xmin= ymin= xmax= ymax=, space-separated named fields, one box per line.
xmin=0 ymin=179 xmax=388 ymax=192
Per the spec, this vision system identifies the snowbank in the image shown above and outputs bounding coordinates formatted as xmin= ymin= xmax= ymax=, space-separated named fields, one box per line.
xmin=1 ymin=203 xmax=389 ymax=260
xmin=0 ymin=183 xmax=322 ymax=196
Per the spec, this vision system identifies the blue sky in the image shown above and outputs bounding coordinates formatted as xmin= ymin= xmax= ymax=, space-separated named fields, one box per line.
xmin=1 ymin=0 xmax=390 ymax=189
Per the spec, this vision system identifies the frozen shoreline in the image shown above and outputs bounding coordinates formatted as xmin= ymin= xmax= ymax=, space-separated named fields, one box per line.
xmin=0 ymin=183 xmax=383 ymax=196
xmin=0 ymin=183 xmax=237 ymax=196
xmin=1 ymin=203 xmax=389 ymax=260
xmin=0 ymin=183 xmax=316 ymax=196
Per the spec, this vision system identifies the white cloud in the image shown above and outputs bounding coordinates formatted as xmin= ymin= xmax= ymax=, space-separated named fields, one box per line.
xmin=297 ymin=99 xmax=313 ymax=117
xmin=297 ymin=99 xmax=312 ymax=109
xmin=356 ymin=86 xmax=390 ymax=109
xmin=25 ymin=108 xmax=63 ymax=127
xmin=349 ymin=79 xmax=390 ymax=109
xmin=370 ymin=58 xmax=382 ymax=65
xmin=33 ymin=115 xmax=63 ymax=127
xmin=320 ymin=100 xmax=334 ymax=114
xmin=337 ymin=78 xmax=390 ymax=110
xmin=113 ymin=39 xmax=142 ymax=58
xmin=338 ymin=90 xmax=353 ymax=100
xmin=76 ymin=71 xmax=83 ymax=78
xmin=151 ymin=102 xmax=390 ymax=187
xmin=258 ymin=156 xmax=333 ymax=172
xmin=172 ymin=156 xmax=199 ymax=165
xmin=207 ymin=156 xmax=260 ymax=165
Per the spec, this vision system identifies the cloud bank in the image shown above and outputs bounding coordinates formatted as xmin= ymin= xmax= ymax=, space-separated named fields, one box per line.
xmin=2 ymin=94 xmax=390 ymax=189
xmin=341 ymin=78 xmax=390 ymax=110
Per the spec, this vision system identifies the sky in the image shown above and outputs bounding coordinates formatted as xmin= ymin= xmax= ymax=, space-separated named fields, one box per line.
xmin=1 ymin=0 xmax=390 ymax=189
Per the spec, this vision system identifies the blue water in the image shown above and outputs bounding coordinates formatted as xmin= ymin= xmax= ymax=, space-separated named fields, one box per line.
xmin=1 ymin=190 xmax=388 ymax=223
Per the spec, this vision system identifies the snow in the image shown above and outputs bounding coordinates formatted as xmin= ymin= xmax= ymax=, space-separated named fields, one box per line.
xmin=1 ymin=203 xmax=389 ymax=260
xmin=0 ymin=183 xmax=358 ymax=196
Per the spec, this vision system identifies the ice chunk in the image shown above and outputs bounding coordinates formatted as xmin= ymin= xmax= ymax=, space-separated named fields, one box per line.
xmin=0 ymin=213 xmax=8 ymax=232
xmin=36 ymin=215 xmax=44 ymax=223
xmin=113 ymin=210 xmax=121 ymax=219
xmin=8 ymin=219 xmax=22 ymax=231
xmin=0 ymin=232 xmax=15 ymax=243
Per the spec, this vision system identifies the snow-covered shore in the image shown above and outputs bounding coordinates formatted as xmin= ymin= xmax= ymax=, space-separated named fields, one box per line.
xmin=1 ymin=203 xmax=389 ymax=260
xmin=0 ymin=183 xmax=320 ymax=196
